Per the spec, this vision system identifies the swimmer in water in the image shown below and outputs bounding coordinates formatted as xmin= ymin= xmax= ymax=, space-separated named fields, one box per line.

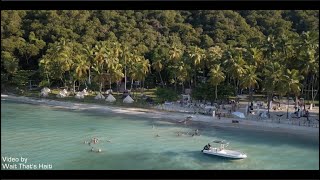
xmin=195 ymin=129 xmax=199 ymax=136
xmin=91 ymin=147 xmax=94 ymax=152
xmin=155 ymin=134 xmax=160 ymax=137
xmin=97 ymin=149 xmax=102 ymax=153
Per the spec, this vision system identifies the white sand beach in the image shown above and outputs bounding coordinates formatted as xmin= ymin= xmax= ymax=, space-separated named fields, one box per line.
xmin=1 ymin=94 xmax=319 ymax=139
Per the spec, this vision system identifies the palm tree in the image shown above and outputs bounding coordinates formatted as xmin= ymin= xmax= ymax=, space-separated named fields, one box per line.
xmin=209 ymin=64 xmax=225 ymax=100
xmin=278 ymin=69 xmax=304 ymax=119
xmin=263 ymin=61 xmax=284 ymax=118
xmin=92 ymin=41 xmax=108 ymax=92
xmin=241 ymin=65 xmax=260 ymax=103
xmin=75 ymin=55 xmax=90 ymax=89
xmin=188 ymin=46 xmax=206 ymax=87
xmin=206 ymin=46 xmax=223 ymax=67
xmin=152 ymin=60 xmax=164 ymax=88
xmin=151 ymin=46 xmax=168 ymax=88
xmin=83 ymin=44 xmax=95 ymax=85
xmin=169 ymin=44 xmax=183 ymax=62
xmin=169 ymin=44 xmax=184 ymax=92
xmin=262 ymin=35 xmax=277 ymax=60
xmin=131 ymin=56 xmax=150 ymax=94
xmin=120 ymin=44 xmax=131 ymax=90
xmin=223 ymin=47 xmax=247 ymax=95
xmin=298 ymin=31 xmax=319 ymax=107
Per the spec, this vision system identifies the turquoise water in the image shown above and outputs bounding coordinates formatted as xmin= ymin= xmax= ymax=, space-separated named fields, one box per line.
xmin=1 ymin=100 xmax=319 ymax=170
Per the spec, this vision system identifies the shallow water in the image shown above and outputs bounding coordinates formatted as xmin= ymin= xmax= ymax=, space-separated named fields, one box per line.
xmin=1 ymin=100 xmax=319 ymax=170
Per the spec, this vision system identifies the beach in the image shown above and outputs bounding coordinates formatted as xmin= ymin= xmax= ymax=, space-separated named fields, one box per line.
xmin=1 ymin=94 xmax=318 ymax=140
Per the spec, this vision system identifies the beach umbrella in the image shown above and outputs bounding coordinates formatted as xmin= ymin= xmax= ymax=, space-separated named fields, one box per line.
xmin=106 ymin=94 xmax=116 ymax=102
xmin=75 ymin=92 xmax=84 ymax=99
xmin=123 ymin=95 xmax=134 ymax=103
xmin=94 ymin=92 xmax=105 ymax=100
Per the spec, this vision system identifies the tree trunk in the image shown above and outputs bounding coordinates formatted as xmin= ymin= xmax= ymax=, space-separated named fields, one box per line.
xmin=109 ymin=74 xmax=112 ymax=90
xmin=233 ymin=78 xmax=237 ymax=96
xmin=124 ymin=66 xmax=127 ymax=90
xmin=250 ymin=87 xmax=253 ymax=103
xmin=73 ymin=80 xmax=76 ymax=94
xmin=100 ymin=81 xmax=103 ymax=93
xmin=158 ymin=71 xmax=164 ymax=88
xmin=182 ymin=83 xmax=185 ymax=94
xmin=311 ymin=74 xmax=314 ymax=105
xmin=311 ymin=75 xmax=319 ymax=109
xmin=286 ymin=94 xmax=289 ymax=119
xmin=215 ymin=85 xmax=218 ymax=100
xmin=237 ymin=79 xmax=240 ymax=95
xmin=174 ymin=74 xmax=177 ymax=92
xmin=307 ymin=74 xmax=312 ymax=103
xmin=88 ymin=69 xmax=91 ymax=85
xmin=47 ymin=74 xmax=50 ymax=88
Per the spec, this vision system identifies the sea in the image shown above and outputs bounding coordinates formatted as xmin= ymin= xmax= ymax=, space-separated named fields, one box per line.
xmin=1 ymin=100 xmax=319 ymax=170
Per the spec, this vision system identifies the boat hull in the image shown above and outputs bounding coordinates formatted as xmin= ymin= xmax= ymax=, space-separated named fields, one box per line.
xmin=202 ymin=148 xmax=247 ymax=159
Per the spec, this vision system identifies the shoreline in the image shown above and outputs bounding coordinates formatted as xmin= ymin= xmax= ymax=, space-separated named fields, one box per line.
xmin=1 ymin=94 xmax=319 ymax=140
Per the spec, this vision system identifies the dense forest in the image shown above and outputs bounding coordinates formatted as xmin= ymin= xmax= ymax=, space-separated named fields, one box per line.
xmin=1 ymin=10 xmax=319 ymax=104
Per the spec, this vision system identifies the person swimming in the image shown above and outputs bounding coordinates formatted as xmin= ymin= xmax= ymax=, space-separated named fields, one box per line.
xmin=155 ymin=134 xmax=160 ymax=137
xmin=91 ymin=147 xmax=94 ymax=152
xmin=195 ymin=129 xmax=199 ymax=136
xmin=92 ymin=137 xmax=98 ymax=144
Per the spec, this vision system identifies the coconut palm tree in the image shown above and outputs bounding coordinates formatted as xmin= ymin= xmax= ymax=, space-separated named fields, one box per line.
xmin=263 ymin=61 xmax=284 ymax=118
xmin=169 ymin=44 xmax=184 ymax=92
xmin=131 ymin=56 xmax=150 ymax=94
xmin=83 ymin=44 xmax=95 ymax=85
xmin=209 ymin=64 xmax=225 ymax=100
xmin=169 ymin=44 xmax=183 ymax=62
xmin=152 ymin=60 xmax=164 ymax=88
xmin=151 ymin=46 xmax=168 ymax=88
xmin=241 ymin=65 xmax=260 ymax=103
xmin=92 ymin=41 xmax=108 ymax=92
xmin=188 ymin=46 xmax=206 ymax=87
xmin=75 ymin=55 xmax=90 ymax=89
xmin=223 ymin=47 xmax=247 ymax=95
xmin=298 ymin=31 xmax=319 ymax=107
xmin=278 ymin=69 xmax=304 ymax=118
xmin=120 ymin=43 xmax=131 ymax=90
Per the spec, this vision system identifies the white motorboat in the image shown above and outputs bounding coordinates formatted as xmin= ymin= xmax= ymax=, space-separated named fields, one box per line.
xmin=201 ymin=140 xmax=247 ymax=159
